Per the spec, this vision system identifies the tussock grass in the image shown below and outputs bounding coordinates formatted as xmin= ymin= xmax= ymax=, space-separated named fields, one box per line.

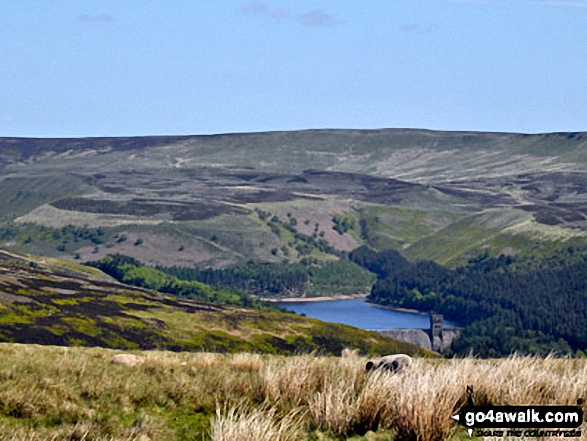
xmin=211 ymin=405 xmax=304 ymax=441
xmin=0 ymin=344 xmax=585 ymax=440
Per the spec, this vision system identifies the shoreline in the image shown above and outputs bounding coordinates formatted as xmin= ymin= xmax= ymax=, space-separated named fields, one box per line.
xmin=265 ymin=295 xmax=431 ymax=317
xmin=263 ymin=294 xmax=434 ymax=318
xmin=263 ymin=293 xmax=368 ymax=303
xmin=363 ymin=301 xmax=431 ymax=316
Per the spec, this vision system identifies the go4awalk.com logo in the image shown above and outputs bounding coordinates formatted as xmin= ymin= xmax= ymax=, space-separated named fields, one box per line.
xmin=451 ymin=386 xmax=584 ymax=438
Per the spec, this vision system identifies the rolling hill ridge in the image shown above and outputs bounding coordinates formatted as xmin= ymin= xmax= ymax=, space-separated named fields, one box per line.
xmin=1 ymin=129 xmax=585 ymax=269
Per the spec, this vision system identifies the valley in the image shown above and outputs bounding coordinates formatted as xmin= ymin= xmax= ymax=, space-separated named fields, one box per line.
xmin=0 ymin=250 xmax=424 ymax=356
xmin=0 ymin=129 xmax=586 ymax=439
xmin=1 ymin=129 xmax=587 ymax=358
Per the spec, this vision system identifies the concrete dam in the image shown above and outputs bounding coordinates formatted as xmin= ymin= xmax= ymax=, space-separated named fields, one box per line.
xmin=371 ymin=314 xmax=461 ymax=353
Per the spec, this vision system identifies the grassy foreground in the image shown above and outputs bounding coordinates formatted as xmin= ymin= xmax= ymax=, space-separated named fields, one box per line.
xmin=0 ymin=344 xmax=585 ymax=440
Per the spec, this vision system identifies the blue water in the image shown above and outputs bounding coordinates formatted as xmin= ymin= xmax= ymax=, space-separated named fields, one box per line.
xmin=277 ymin=298 xmax=457 ymax=330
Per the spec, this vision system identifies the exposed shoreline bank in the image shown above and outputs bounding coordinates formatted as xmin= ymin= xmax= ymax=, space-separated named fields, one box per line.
xmin=263 ymin=293 xmax=368 ymax=303
xmin=265 ymin=294 xmax=431 ymax=317
xmin=364 ymin=301 xmax=431 ymax=316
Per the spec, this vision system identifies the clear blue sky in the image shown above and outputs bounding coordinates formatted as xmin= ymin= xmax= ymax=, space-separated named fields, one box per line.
xmin=1 ymin=0 xmax=586 ymax=137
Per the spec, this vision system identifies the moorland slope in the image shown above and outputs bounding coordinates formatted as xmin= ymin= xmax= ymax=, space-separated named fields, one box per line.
xmin=1 ymin=129 xmax=586 ymax=268
xmin=0 ymin=250 xmax=427 ymax=356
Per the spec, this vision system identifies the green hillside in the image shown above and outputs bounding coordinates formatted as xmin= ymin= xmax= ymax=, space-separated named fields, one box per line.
xmin=1 ymin=129 xmax=587 ymax=269
xmin=0 ymin=250 xmax=428 ymax=356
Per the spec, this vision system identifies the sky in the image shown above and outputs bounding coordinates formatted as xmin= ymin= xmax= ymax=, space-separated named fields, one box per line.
xmin=1 ymin=0 xmax=586 ymax=138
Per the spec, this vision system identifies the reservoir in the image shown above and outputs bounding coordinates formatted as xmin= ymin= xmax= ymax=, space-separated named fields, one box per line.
xmin=277 ymin=298 xmax=457 ymax=330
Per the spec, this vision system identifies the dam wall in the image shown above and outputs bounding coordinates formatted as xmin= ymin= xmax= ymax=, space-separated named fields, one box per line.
xmin=371 ymin=314 xmax=461 ymax=353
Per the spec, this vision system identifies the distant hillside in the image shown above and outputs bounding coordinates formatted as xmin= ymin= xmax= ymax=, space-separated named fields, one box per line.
xmin=0 ymin=250 xmax=428 ymax=356
xmin=1 ymin=129 xmax=586 ymax=268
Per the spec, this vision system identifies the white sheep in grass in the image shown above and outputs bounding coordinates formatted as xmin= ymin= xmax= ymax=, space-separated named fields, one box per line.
xmin=111 ymin=354 xmax=188 ymax=367
xmin=365 ymin=354 xmax=413 ymax=373
xmin=111 ymin=353 xmax=145 ymax=367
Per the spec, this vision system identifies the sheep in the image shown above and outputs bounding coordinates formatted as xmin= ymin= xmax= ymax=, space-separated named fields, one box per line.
xmin=365 ymin=354 xmax=413 ymax=373
xmin=111 ymin=353 xmax=145 ymax=367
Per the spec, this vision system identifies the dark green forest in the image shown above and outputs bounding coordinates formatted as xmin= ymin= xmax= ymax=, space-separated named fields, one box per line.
xmin=89 ymin=245 xmax=587 ymax=357
xmin=158 ymin=259 xmax=375 ymax=298
xmin=87 ymin=254 xmax=273 ymax=310
xmin=349 ymin=246 xmax=587 ymax=357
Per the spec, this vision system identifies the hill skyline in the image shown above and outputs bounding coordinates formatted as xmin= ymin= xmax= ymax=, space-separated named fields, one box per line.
xmin=0 ymin=127 xmax=586 ymax=269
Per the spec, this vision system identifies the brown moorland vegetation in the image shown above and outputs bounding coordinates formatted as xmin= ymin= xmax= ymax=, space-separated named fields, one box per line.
xmin=0 ymin=344 xmax=585 ymax=440
xmin=3 ymin=130 xmax=587 ymax=269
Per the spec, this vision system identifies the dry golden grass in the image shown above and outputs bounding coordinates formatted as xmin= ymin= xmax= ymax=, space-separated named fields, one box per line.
xmin=210 ymin=404 xmax=304 ymax=441
xmin=0 ymin=344 xmax=585 ymax=440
